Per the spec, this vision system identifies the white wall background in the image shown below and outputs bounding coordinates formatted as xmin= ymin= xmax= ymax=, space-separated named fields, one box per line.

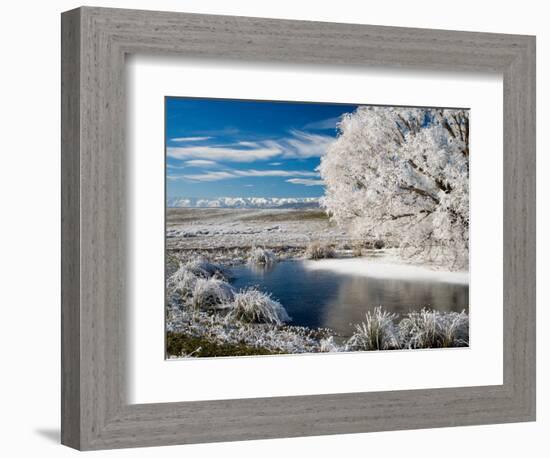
xmin=0 ymin=0 xmax=546 ymax=456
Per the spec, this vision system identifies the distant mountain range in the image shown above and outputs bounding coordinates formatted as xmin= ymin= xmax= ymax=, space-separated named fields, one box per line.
xmin=167 ymin=196 xmax=321 ymax=209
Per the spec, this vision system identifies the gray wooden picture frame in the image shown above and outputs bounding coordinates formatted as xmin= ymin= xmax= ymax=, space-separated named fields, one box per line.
xmin=61 ymin=6 xmax=536 ymax=451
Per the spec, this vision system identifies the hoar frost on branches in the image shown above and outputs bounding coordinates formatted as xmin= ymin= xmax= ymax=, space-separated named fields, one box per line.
xmin=319 ymin=107 xmax=469 ymax=270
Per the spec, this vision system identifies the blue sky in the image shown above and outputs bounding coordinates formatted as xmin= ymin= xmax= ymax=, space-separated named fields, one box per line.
xmin=165 ymin=97 xmax=359 ymax=199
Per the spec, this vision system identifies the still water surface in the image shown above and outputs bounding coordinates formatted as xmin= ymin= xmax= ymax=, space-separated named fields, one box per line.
xmin=229 ymin=258 xmax=469 ymax=337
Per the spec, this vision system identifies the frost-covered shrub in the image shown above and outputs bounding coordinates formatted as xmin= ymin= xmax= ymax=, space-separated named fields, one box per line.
xmin=191 ymin=278 xmax=235 ymax=311
xmin=305 ymin=241 xmax=336 ymax=260
xmin=168 ymin=265 xmax=198 ymax=300
xmin=185 ymin=257 xmax=229 ymax=280
xmin=227 ymin=288 xmax=290 ymax=325
xmin=319 ymin=336 xmax=338 ymax=352
xmin=346 ymin=307 xmax=401 ymax=351
xmin=248 ymin=247 xmax=276 ymax=265
xmin=399 ymin=309 xmax=469 ymax=348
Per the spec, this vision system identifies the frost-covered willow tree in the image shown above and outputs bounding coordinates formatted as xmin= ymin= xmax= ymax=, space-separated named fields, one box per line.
xmin=319 ymin=107 xmax=469 ymax=270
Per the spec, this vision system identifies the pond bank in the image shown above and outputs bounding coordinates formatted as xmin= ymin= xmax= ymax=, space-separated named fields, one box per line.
xmin=166 ymin=253 xmax=469 ymax=358
xmin=229 ymin=256 xmax=468 ymax=336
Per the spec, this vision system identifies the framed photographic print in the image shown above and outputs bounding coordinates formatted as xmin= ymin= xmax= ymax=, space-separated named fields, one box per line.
xmin=61 ymin=6 xmax=536 ymax=450
xmin=164 ymin=97 xmax=471 ymax=359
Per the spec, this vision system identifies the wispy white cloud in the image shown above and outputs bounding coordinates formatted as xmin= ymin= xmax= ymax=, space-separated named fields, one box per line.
xmin=166 ymin=130 xmax=334 ymax=163
xmin=171 ymin=136 xmax=212 ymax=142
xmin=303 ymin=116 xmax=342 ymax=130
xmin=166 ymin=164 xmax=185 ymax=170
xmin=167 ymin=160 xmax=219 ymax=169
xmin=167 ymin=144 xmax=280 ymax=163
xmin=236 ymin=141 xmax=259 ymax=147
xmin=264 ymin=130 xmax=334 ymax=159
xmin=183 ymin=159 xmax=219 ymax=167
xmin=169 ymin=168 xmax=319 ymax=182
xmin=168 ymin=171 xmax=235 ymax=182
xmin=286 ymin=178 xmax=325 ymax=186
xmin=233 ymin=169 xmax=318 ymax=178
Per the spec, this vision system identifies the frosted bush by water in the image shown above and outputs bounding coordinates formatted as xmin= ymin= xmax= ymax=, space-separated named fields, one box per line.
xmin=248 ymin=247 xmax=276 ymax=265
xmin=227 ymin=288 xmax=290 ymax=325
xmin=191 ymin=278 xmax=235 ymax=311
xmin=168 ymin=265 xmax=198 ymax=301
xmin=346 ymin=307 xmax=401 ymax=351
xmin=399 ymin=308 xmax=469 ymax=348
xmin=185 ymin=257 xmax=230 ymax=280
xmin=319 ymin=336 xmax=339 ymax=352
xmin=345 ymin=307 xmax=469 ymax=351
xmin=305 ymin=241 xmax=336 ymax=260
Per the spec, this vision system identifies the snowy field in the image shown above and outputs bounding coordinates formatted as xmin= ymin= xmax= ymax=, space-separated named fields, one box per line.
xmin=166 ymin=207 xmax=354 ymax=263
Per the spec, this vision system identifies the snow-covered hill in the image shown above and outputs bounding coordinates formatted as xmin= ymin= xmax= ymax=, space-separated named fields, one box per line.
xmin=167 ymin=196 xmax=320 ymax=209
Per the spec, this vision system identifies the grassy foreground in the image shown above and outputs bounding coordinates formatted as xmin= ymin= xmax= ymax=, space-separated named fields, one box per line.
xmin=166 ymin=332 xmax=281 ymax=357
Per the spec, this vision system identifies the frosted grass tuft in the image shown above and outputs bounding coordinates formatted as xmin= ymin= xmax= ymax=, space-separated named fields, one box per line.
xmin=399 ymin=308 xmax=469 ymax=348
xmin=227 ymin=288 xmax=290 ymax=325
xmin=185 ymin=256 xmax=230 ymax=280
xmin=345 ymin=307 xmax=401 ymax=351
xmin=191 ymin=278 xmax=235 ymax=311
xmin=168 ymin=265 xmax=198 ymax=301
xmin=248 ymin=247 xmax=276 ymax=265
xmin=305 ymin=241 xmax=336 ymax=260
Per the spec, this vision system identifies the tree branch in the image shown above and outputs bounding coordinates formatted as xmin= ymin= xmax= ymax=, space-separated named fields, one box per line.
xmin=389 ymin=209 xmax=432 ymax=220
xmin=399 ymin=183 xmax=440 ymax=204
xmin=407 ymin=159 xmax=452 ymax=194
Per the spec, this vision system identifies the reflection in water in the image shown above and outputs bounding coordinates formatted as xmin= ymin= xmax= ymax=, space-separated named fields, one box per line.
xmin=244 ymin=261 xmax=277 ymax=275
xmin=322 ymin=276 xmax=469 ymax=336
xmin=229 ymin=259 xmax=469 ymax=337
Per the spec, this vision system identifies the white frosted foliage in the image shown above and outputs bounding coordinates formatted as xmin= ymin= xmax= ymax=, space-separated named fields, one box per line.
xmin=319 ymin=107 xmax=469 ymax=270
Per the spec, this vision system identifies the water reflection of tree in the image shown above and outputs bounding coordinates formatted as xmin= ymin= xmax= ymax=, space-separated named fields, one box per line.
xmin=322 ymin=276 xmax=469 ymax=337
xmin=246 ymin=262 xmax=277 ymax=276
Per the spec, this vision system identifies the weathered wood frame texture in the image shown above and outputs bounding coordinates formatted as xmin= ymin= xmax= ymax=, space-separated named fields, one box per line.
xmin=61 ymin=6 xmax=536 ymax=451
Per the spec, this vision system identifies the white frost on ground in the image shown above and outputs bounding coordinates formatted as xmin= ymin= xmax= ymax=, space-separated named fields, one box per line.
xmin=303 ymin=255 xmax=469 ymax=285
xmin=166 ymin=208 xmax=348 ymax=251
xmin=165 ymin=209 xmax=470 ymax=357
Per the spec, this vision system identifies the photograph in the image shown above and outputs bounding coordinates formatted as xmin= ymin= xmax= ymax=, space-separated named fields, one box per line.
xmin=164 ymin=97 xmax=470 ymax=358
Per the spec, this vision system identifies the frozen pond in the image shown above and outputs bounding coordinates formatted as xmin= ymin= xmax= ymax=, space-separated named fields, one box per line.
xmin=230 ymin=257 xmax=469 ymax=337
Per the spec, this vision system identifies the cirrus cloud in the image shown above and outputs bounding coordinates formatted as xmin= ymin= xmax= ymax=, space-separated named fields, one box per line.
xmin=183 ymin=159 xmax=220 ymax=167
xmin=286 ymin=178 xmax=325 ymax=186
xmin=166 ymin=130 xmax=334 ymax=163
xmin=167 ymin=144 xmax=280 ymax=163
xmin=171 ymin=136 xmax=212 ymax=142
xmin=302 ymin=116 xmax=341 ymax=131
xmin=168 ymin=168 xmax=319 ymax=182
